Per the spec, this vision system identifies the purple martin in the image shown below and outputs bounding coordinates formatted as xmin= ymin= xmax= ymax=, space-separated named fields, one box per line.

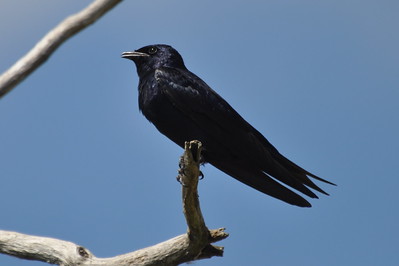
xmin=122 ymin=44 xmax=335 ymax=207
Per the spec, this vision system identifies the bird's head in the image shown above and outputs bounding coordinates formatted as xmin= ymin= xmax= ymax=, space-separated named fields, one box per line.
xmin=122 ymin=44 xmax=186 ymax=78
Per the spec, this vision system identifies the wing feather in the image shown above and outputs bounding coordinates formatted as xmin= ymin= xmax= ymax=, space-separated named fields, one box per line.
xmin=154 ymin=67 xmax=332 ymax=205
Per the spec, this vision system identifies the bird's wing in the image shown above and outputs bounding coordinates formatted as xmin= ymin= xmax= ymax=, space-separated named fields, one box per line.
xmin=155 ymin=67 xmax=332 ymax=206
xmin=155 ymin=67 xmax=254 ymax=145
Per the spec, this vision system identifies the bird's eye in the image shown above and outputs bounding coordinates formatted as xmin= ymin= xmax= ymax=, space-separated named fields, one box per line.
xmin=148 ymin=47 xmax=158 ymax=55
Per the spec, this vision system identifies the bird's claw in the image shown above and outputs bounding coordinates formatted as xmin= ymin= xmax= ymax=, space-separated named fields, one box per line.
xmin=177 ymin=156 xmax=204 ymax=185
xmin=176 ymin=174 xmax=185 ymax=186
xmin=177 ymin=156 xmax=188 ymax=186
xmin=199 ymin=170 xmax=204 ymax=180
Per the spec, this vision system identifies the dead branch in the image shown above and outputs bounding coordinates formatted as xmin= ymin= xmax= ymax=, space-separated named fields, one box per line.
xmin=0 ymin=0 xmax=122 ymax=98
xmin=0 ymin=141 xmax=228 ymax=265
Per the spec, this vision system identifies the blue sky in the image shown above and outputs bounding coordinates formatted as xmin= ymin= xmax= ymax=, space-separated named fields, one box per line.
xmin=0 ymin=1 xmax=398 ymax=265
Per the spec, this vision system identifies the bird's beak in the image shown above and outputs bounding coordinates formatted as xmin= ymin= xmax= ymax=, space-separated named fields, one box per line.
xmin=121 ymin=51 xmax=149 ymax=59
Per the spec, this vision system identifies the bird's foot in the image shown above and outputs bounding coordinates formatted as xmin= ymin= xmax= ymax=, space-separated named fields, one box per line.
xmin=177 ymin=153 xmax=203 ymax=185
xmin=177 ymin=155 xmax=187 ymax=186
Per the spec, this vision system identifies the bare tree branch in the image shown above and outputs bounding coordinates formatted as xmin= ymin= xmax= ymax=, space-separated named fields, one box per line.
xmin=0 ymin=0 xmax=122 ymax=99
xmin=0 ymin=141 xmax=229 ymax=265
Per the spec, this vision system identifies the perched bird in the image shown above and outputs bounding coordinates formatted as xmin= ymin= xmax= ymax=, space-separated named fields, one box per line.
xmin=122 ymin=44 xmax=335 ymax=207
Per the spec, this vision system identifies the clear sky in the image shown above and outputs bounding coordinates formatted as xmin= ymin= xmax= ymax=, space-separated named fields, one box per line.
xmin=0 ymin=1 xmax=398 ymax=265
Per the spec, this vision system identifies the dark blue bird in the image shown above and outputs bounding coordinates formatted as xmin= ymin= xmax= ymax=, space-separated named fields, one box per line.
xmin=122 ymin=44 xmax=334 ymax=207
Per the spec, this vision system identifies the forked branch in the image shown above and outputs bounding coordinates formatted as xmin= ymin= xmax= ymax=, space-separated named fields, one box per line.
xmin=0 ymin=141 xmax=228 ymax=265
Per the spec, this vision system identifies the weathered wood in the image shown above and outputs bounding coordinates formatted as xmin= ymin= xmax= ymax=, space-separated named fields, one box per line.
xmin=0 ymin=0 xmax=122 ymax=98
xmin=0 ymin=141 xmax=228 ymax=265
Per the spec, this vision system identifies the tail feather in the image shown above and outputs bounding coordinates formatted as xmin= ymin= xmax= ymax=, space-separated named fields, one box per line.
xmin=211 ymin=159 xmax=313 ymax=207
xmin=272 ymin=152 xmax=336 ymax=194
